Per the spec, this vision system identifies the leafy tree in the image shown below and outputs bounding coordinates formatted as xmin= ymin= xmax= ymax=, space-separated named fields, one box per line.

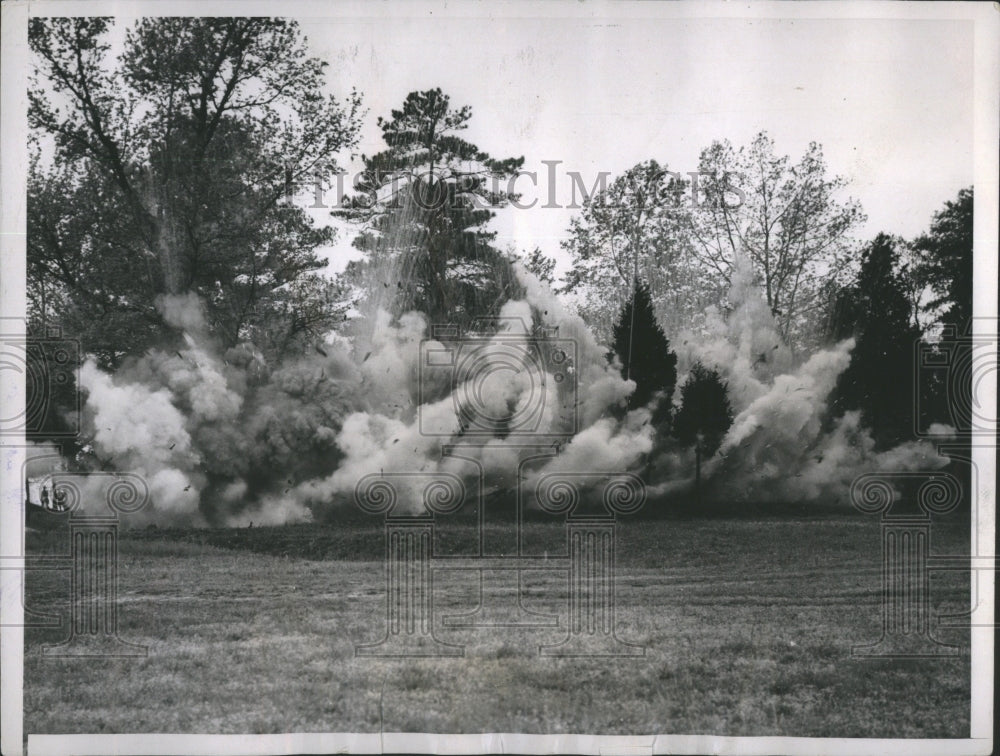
xmin=28 ymin=17 xmax=363 ymax=366
xmin=692 ymin=132 xmax=865 ymax=351
xmin=561 ymin=139 xmax=864 ymax=351
xmin=912 ymin=187 xmax=973 ymax=334
xmin=611 ymin=279 xmax=678 ymax=410
xmin=336 ymin=89 xmax=524 ymax=332
xmin=908 ymin=188 xmax=974 ymax=438
xmin=523 ymin=246 xmax=556 ymax=284
xmin=672 ymin=363 xmax=733 ymax=501
xmin=561 ymin=160 xmax=710 ymax=340
xmin=827 ymin=234 xmax=922 ymax=449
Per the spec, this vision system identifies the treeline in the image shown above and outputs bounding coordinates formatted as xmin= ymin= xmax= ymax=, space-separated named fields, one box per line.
xmin=28 ymin=17 xmax=974 ymax=468
xmin=29 ymin=17 xmax=363 ymax=369
xmin=593 ymin=187 xmax=972 ymax=492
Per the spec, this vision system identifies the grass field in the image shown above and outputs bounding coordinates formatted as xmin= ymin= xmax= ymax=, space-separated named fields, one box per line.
xmin=23 ymin=512 xmax=971 ymax=738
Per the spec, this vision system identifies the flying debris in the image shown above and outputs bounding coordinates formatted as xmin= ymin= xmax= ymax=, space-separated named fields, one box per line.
xmin=65 ymin=258 xmax=950 ymax=526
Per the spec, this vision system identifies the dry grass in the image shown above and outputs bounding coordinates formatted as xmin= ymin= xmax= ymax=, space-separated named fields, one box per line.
xmin=23 ymin=515 xmax=970 ymax=737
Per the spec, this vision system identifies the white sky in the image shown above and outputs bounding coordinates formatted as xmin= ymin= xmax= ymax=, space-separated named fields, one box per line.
xmin=296 ymin=14 xmax=974 ymax=279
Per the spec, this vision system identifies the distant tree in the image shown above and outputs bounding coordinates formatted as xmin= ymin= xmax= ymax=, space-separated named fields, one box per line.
xmin=908 ymin=188 xmax=974 ymax=438
xmin=561 ymin=160 xmax=710 ymax=340
xmin=611 ymin=279 xmax=678 ymax=410
xmin=561 ymin=139 xmax=864 ymax=350
xmin=912 ymin=187 xmax=973 ymax=334
xmin=336 ymin=88 xmax=524 ymax=331
xmin=827 ymin=234 xmax=922 ymax=449
xmin=672 ymin=363 xmax=733 ymax=502
xmin=692 ymin=132 xmax=865 ymax=351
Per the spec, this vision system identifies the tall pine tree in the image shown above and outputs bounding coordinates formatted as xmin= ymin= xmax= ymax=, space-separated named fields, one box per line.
xmin=910 ymin=188 xmax=975 ymax=442
xmin=612 ymin=279 xmax=678 ymax=410
xmin=827 ymin=234 xmax=922 ymax=449
xmin=913 ymin=187 xmax=973 ymax=335
xmin=336 ymin=89 xmax=524 ymax=331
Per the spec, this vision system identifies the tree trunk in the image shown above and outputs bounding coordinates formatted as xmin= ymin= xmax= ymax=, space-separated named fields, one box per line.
xmin=694 ymin=443 xmax=702 ymax=508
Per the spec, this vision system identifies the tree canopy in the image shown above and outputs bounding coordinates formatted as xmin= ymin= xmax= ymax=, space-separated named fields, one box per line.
xmin=28 ymin=17 xmax=363 ymax=365
xmin=691 ymin=133 xmax=865 ymax=350
xmin=560 ymin=135 xmax=865 ymax=352
xmin=611 ymin=279 xmax=678 ymax=411
xmin=560 ymin=160 xmax=710 ymax=340
xmin=826 ymin=233 xmax=922 ymax=449
xmin=335 ymin=88 xmax=525 ymax=333
xmin=912 ymin=187 xmax=973 ymax=335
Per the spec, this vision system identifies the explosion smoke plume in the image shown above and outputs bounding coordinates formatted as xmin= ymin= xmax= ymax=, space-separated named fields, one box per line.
xmin=659 ymin=254 xmax=951 ymax=504
xmin=76 ymin=294 xmax=363 ymax=525
xmin=68 ymin=260 xmax=951 ymax=525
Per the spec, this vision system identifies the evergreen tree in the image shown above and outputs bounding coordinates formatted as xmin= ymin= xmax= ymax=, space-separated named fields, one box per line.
xmin=611 ymin=279 xmax=678 ymax=410
xmin=909 ymin=188 xmax=974 ymax=439
xmin=827 ymin=234 xmax=922 ymax=449
xmin=913 ymin=187 xmax=973 ymax=334
xmin=672 ymin=363 xmax=733 ymax=502
xmin=336 ymin=89 xmax=524 ymax=331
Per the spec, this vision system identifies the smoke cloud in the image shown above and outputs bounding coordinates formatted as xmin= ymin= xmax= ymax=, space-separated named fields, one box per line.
xmin=653 ymin=254 xmax=950 ymax=504
xmin=61 ymin=257 xmax=951 ymax=525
